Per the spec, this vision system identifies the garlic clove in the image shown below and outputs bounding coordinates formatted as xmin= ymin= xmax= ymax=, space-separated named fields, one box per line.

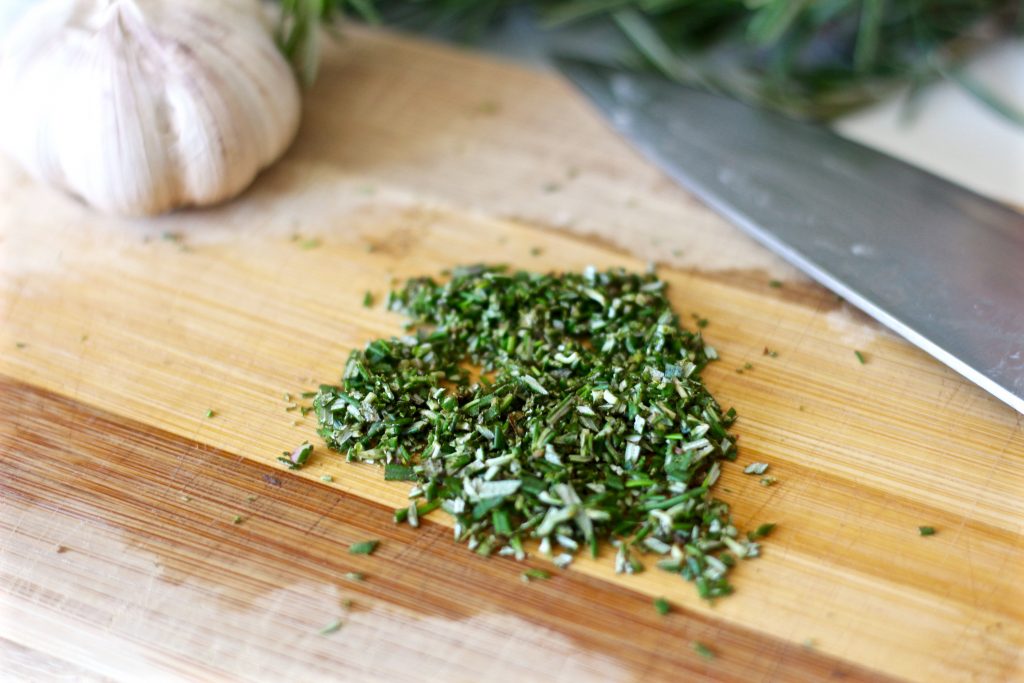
xmin=0 ymin=0 xmax=301 ymax=216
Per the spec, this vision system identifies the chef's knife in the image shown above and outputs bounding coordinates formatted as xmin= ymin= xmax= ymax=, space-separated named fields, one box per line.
xmin=555 ymin=58 xmax=1024 ymax=414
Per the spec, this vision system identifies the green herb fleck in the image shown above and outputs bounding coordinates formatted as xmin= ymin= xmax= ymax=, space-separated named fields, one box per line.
xmin=760 ymin=477 xmax=777 ymax=487
xmin=530 ymin=246 xmax=543 ymax=256
xmin=363 ymin=291 xmax=374 ymax=308
xmin=318 ymin=619 xmax=343 ymax=635
xmin=769 ymin=280 xmax=783 ymax=288
xmin=855 ymin=350 xmax=867 ymax=364
xmin=653 ymin=597 xmax=671 ymax=615
xmin=300 ymin=238 xmax=321 ymax=250
xmin=205 ymin=409 xmax=215 ymax=418
xmin=231 ymin=515 xmax=243 ymax=524
xmin=542 ymin=182 xmax=561 ymax=193
xmin=521 ymin=568 xmax=551 ymax=582
xmin=918 ymin=526 xmax=936 ymax=536
xmin=475 ymin=100 xmax=500 ymax=115
xmin=278 ymin=442 xmax=313 ymax=470
xmin=345 ymin=572 xmax=365 ymax=581
xmin=692 ymin=641 xmax=715 ymax=660
xmin=763 ymin=347 xmax=778 ymax=358
xmin=349 ymin=540 xmax=379 ymax=555
xmin=384 ymin=464 xmax=417 ymax=481
xmin=321 ymin=474 xmax=334 ymax=483
xmin=181 ymin=495 xmax=191 ymax=503
xmin=15 ymin=342 xmax=27 ymax=349
xmin=747 ymin=523 xmax=775 ymax=540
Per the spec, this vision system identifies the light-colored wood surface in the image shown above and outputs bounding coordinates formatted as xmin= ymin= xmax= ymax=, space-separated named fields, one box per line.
xmin=1 ymin=27 xmax=1022 ymax=683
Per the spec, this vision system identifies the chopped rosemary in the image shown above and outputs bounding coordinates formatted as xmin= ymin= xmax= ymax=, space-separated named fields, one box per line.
xmin=521 ymin=568 xmax=551 ymax=582
xmin=318 ymin=619 xmax=343 ymax=635
xmin=349 ymin=540 xmax=379 ymax=555
xmin=278 ymin=442 xmax=313 ymax=470
xmin=692 ymin=641 xmax=715 ymax=660
xmin=653 ymin=597 xmax=670 ymax=615
xmin=918 ymin=526 xmax=936 ymax=536
xmin=314 ymin=266 xmax=768 ymax=599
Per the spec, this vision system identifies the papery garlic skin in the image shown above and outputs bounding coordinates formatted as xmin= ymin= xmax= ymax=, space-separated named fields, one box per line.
xmin=0 ymin=0 xmax=301 ymax=216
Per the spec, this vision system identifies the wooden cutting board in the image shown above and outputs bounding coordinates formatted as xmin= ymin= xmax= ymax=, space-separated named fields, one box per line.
xmin=1 ymin=27 xmax=1021 ymax=683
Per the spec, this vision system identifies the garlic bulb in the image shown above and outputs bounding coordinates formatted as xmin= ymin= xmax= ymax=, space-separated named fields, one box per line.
xmin=0 ymin=0 xmax=301 ymax=216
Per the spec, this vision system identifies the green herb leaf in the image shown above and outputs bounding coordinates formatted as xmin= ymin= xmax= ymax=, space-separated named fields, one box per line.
xmin=692 ymin=641 xmax=715 ymax=660
xmin=653 ymin=597 xmax=670 ymax=615
xmin=349 ymin=540 xmax=379 ymax=555
xmin=855 ymin=350 xmax=867 ymax=364
xmin=318 ymin=618 xmax=343 ymax=635
xmin=521 ymin=568 xmax=551 ymax=582
xmin=918 ymin=526 xmax=936 ymax=536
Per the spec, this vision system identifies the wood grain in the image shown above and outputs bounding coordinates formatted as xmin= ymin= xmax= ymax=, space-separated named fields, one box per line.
xmin=1 ymin=378 xmax=893 ymax=682
xmin=1 ymin=26 xmax=1022 ymax=683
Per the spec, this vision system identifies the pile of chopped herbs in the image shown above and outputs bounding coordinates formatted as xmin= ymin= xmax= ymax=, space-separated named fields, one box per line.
xmin=314 ymin=265 xmax=769 ymax=599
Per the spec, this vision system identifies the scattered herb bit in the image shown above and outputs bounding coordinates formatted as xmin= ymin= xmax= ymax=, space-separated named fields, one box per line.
xmin=300 ymin=238 xmax=321 ymax=250
xmin=760 ymin=477 xmax=777 ymax=487
xmin=542 ymin=182 xmax=561 ymax=193
xmin=918 ymin=526 xmax=936 ymax=536
xmin=349 ymin=540 xmax=379 ymax=555
xmin=321 ymin=474 xmax=334 ymax=483
xmin=278 ymin=442 xmax=313 ymax=470
xmin=344 ymin=572 xmax=365 ymax=581
xmin=15 ymin=342 xmax=27 ymax=349
xmin=521 ymin=568 xmax=551 ymax=582
xmin=671 ymin=248 xmax=683 ymax=257
xmin=566 ymin=167 xmax=579 ymax=179
xmin=301 ymin=391 xmax=318 ymax=399
xmin=205 ymin=409 xmax=215 ymax=418
xmin=161 ymin=231 xmax=182 ymax=242
xmin=769 ymin=280 xmax=783 ymax=288
xmin=475 ymin=100 xmax=500 ymax=115
xmin=284 ymin=392 xmax=293 ymax=402
xmin=743 ymin=462 xmax=769 ymax=475
xmin=802 ymin=638 xmax=816 ymax=650
xmin=246 ymin=495 xmax=257 ymax=503
xmin=384 ymin=464 xmax=417 ymax=481
xmin=854 ymin=350 xmax=867 ymax=364
xmin=743 ymin=362 xmax=753 ymax=370
xmin=530 ymin=246 xmax=543 ymax=256
xmin=318 ymin=619 xmax=343 ymax=635
xmin=763 ymin=347 xmax=778 ymax=358
xmin=747 ymin=523 xmax=775 ymax=540
xmin=363 ymin=291 xmax=374 ymax=308
xmin=313 ymin=266 xmax=767 ymax=600
xmin=231 ymin=515 xmax=243 ymax=524
xmin=80 ymin=334 xmax=88 ymax=342
xmin=692 ymin=641 xmax=715 ymax=660
xmin=181 ymin=495 xmax=191 ymax=503
xmin=653 ymin=597 xmax=671 ymax=615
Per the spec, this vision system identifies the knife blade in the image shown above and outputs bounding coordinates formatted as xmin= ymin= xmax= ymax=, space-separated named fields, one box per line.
xmin=555 ymin=57 xmax=1024 ymax=414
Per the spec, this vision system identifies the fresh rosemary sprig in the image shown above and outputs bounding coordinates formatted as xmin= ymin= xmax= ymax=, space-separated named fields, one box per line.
xmin=277 ymin=0 xmax=1021 ymax=122
xmin=315 ymin=265 xmax=770 ymax=599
